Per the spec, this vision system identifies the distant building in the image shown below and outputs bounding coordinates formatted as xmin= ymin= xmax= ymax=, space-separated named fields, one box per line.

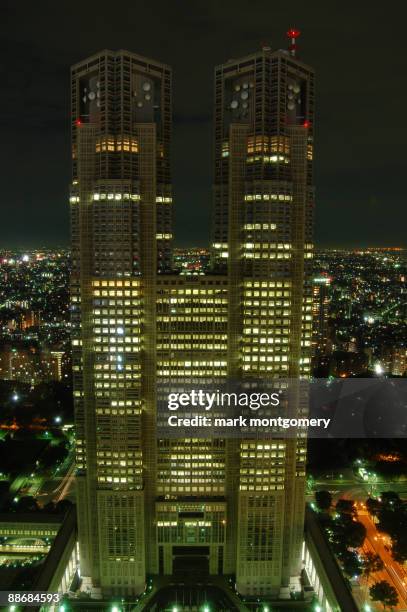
xmin=4 ymin=306 xmax=40 ymax=332
xmin=0 ymin=344 xmax=65 ymax=384
xmin=172 ymin=248 xmax=210 ymax=275
xmin=311 ymin=276 xmax=331 ymax=366
xmin=381 ymin=346 xmax=407 ymax=376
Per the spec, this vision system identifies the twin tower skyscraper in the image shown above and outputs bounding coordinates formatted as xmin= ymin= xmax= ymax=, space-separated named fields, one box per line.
xmin=70 ymin=36 xmax=315 ymax=599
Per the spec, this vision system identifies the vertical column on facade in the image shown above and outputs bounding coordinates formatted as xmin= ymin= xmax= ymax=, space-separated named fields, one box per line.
xmin=136 ymin=124 xmax=158 ymax=575
xmin=282 ymin=125 xmax=309 ymax=584
xmin=76 ymin=124 xmax=100 ymax=582
xmin=225 ymin=123 xmax=248 ymax=575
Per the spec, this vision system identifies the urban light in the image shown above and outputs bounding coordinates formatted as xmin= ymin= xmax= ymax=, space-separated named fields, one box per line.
xmin=374 ymin=362 xmax=384 ymax=375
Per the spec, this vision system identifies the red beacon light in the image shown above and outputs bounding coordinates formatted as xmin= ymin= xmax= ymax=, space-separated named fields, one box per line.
xmin=75 ymin=118 xmax=82 ymax=127
xmin=286 ymin=28 xmax=301 ymax=39
xmin=286 ymin=28 xmax=301 ymax=57
xmin=303 ymin=120 xmax=310 ymax=128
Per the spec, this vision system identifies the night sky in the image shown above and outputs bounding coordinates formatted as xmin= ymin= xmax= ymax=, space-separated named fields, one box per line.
xmin=1 ymin=1 xmax=405 ymax=249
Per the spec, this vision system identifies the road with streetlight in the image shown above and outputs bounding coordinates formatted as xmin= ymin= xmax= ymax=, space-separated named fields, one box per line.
xmin=310 ymin=468 xmax=407 ymax=610
xmin=355 ymin=509 xmax=407 ymax=611
xmin=35 ymin=455 xmax=76 ymax=505
xmin=308 ymin=468 xmax=407 ymax=503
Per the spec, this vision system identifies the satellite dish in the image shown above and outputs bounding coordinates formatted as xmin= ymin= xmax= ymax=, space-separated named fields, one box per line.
xmin=242 ymin=82 xmax=248 ymax=89
xmin=145 ymin=93 xmax=151 ymax=101
xmin=241 ymin=91 xmax=249 ymax=100
xmin=143 ymin=82 xmax=151 ymax=91
xmin=288 ymin=84 xmax=293 ymax=90
xmin=133 ymin=91 xmax=138 ymax=97
xmin=231 ymin=100 xmax=238 ymax=109
xmin=287 ymin=101 xmax=295 ymax=110
xmin=82 ymin=96 xmax=87 ymax=103
xmin=287 ymin=93 xmax=294 ymax=100
xmin=88 ymin=91 xmax=96 ymax=101
xmin=293 ymin=84 xmax=300 ymax=94
xmin=242 ymin=102 xmax=248 ymax=109
xmin=234 ymin=84 xmax=241 ymax=92
xmin=137 ymin=101 xmax=143 ymax=108
xmin=249 ymin=82 xmax=254 ymax=88
xmin=96 ymin=81 xmax=100 ymax=88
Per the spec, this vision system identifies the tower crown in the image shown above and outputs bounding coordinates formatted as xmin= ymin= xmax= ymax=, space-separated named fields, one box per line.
xmin=286 ymin=27 xmax=301 ymax=57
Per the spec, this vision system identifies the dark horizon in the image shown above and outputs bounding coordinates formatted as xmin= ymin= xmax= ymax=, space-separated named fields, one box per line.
xmin=1 ymin=1 xmax=406 ymax=249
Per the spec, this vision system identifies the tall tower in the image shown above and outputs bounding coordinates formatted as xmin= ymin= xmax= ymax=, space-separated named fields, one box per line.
xmin=71 ymin=34 xmax=315 ymax=601
xmin=70 ymin=50 xmax=171 ymax=595
xmin=212 ymin=34 xmax=315 ymax=596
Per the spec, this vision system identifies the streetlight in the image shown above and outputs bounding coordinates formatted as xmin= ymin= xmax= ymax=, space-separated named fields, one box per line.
xmin=314 ymin=605 xmax=322 ymax=612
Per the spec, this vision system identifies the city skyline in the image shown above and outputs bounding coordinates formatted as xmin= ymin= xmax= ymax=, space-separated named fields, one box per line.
xmin=1 ymin=1 xmax=406 ymax=249
xmin=0 ymin=6 xmax=406 ymax=610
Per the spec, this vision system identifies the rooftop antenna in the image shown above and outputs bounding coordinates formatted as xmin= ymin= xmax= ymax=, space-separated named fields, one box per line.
xmin=286 ymin=28 xmax=301 ymax=57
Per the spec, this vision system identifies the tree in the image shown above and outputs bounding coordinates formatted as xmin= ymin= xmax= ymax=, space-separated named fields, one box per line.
xmin=366 ymin=497 xmax=381 ymax=517
xmin=315 ymin=490 xmax=332 ymax=511
xmin=377 ymin=501 xmax=407 ymax=550
xmin=15 ymin=496 xmax=39 ymax=513
xmin=336 ymin=498 xmax=357 ymax=518
xmin=392 ymin=532 xmax=407 ymax=564
xmin=363 ymin=552 xmax=384 ymax=604
xmin=362 ymin=551 xmax=384 ymax=579
xmin=342 ymin=520 xmax=366 ymax=548
xmin=370 ymin=580 xmax=398 ymax=610
xmin=341 ymin=550 xmax=362 ymax=578
xmin=39 ymin=443 xmax=68 ymax=470
xmin=381 ymin=491 xmax=401 ymax=508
